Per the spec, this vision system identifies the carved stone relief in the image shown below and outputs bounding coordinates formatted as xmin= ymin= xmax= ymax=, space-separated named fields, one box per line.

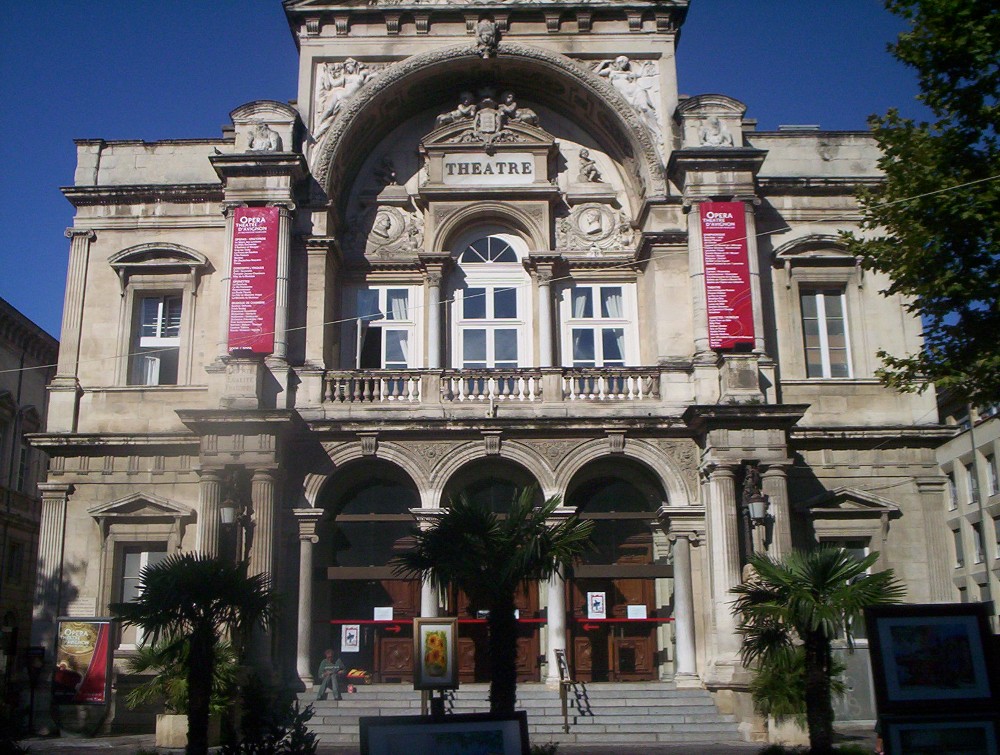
xmin=314 ymin=59 xmax=389 ymax=137
xmin=434 ymin=88 xmax=540 ymax=150
xmin=555 ymin=203 xmax=636 ymax=255
xmin=651 ymin=439 xmax=699 ymax=502
xmin=347 ymin=205 xmax=426 ymax=259
xmin=592 ymin=56 xmax=661 ymax=149
xmin=576 ymin=149 xmax=603 ymax=183
xmin=247 ymin=122 xmax=283 ymax=152
xmin=698 ymin=116 xmax=734 ymax=147
xmin=527 ymin=439 xmax=583 ymax=469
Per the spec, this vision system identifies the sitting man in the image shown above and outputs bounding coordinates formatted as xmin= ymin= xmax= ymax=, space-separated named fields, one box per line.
xmin=315 ymin=648 xmax=344 ymax=701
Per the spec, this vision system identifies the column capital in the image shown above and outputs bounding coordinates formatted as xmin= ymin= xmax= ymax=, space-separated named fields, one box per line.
xmin=760 ymin=460 xmax=793 ymax=476
xmin=221 ymin=201 xmax=249 ymax=215
xmin=38 ymin=482 xmax=75 ymax=499
xmin=267 ymin=201 xmax=297 ymax=214
xmin=701 ymin=462 xmax=738 ymax=480
xmin=293 ymin=507 xmax=325 ymax=543
xmin=656 ymin=505 xmax=706 ymax=544
xmin=64 ymin=227 xmax=96 ymax=241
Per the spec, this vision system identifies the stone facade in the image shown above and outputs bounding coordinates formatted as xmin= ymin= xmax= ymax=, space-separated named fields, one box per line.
xmin=31 ymin=0 xmax=953 ymax=737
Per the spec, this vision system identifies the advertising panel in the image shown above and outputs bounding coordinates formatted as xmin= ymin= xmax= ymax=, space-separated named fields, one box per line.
xmin=700 ymin=201 xmax=755 ymax=350
xmin=53 ymin=619 xmax=113 ymax=705
xmin=228 ymin=206 xmax=279 ymax=354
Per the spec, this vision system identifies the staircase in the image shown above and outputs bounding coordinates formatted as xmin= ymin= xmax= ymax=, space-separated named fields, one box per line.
xmin=301 ymin=682 xmax=744 ymax=747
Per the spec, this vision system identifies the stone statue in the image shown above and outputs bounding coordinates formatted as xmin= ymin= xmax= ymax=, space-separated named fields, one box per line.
xmin=315 ymin=58 xmax=373 ymax=136
xmin=595 ymin=56 xmax=660 ymax=141
xmin=498 ymin=91 xmax=538 ymax=127
xmin=436 ymin=91 xmax=477 ymax=127
xmin=476 ymin=18 xmax=500 ymax=58
xmin=247 ymin=122 xmax=282 ymax=152
xmin=741 ymin=464 xmax=762 ymax=505
xmin=577 ymin=148 xmax=602 ymax=183
xmin=374 ymin=155 xmax=398 ymax=186
xmin=699 ymin=116 xmax=735 ymax=147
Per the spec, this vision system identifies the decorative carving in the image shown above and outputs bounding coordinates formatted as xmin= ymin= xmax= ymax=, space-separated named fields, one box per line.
xmin=247 ymin=122 xmax=282 ymax=152
xmin=593 ymin=56 xmax=661 ymax=147
xmin=499 ymin=91 xmax=538 ymax=126
xmin=314 ymin=59 xmax=383 ymax=137
xmin=576 ymin=148 xmax=602 ymax=183
xmin=608 ymin=431 xmax=626 ymax=454
xmin=653 ymin=440 xmax=699 ymax=502
xmin=476 ymin=18 xmax=500 ymax=58
xmin=483 ymin=431 xmax=502 ymax=456
xmin=347 ymin=205 xmax=426 ymax=259
xmin=435 ymin=90 xmax=477 ymax=127
xmin=530 ymin=439 xmax=581 ymax=468
xmin=556 ymin=204 xmax=635 ymax=254
xmin=410 ymin=440 xmax=456 ymax=472
xmin=435 ymin=88 xmax=541 ymax=151
xmin=359 ymin=433 xmax=378 ymax=456
xmin=374 ymin=155 xmax=398 ymax=187
xmin=698 ymin=116 xmax=734 ymax=147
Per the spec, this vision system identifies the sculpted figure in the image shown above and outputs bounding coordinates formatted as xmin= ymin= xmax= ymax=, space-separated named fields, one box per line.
xmin=577 ymin=148 xmax=602 ymax=183
xmin=436 ymin=91 xmax=477 ymax=127
xmin=596 ymin=56 xmax=659 ymax=137
xmin=498 ymin=91 xmax=539 ymax=127
xmin=315 ymin=58 xmax=372 ymax=136
xmin=247 ymin=122 xmax=282 ymax=152
xmin=374 ymin=155 xmax=398 ymax=186
xmin=699 ymin=116 xmax=735 ymax=147
xmin=476 ymin=18 xmax=500 ymax=58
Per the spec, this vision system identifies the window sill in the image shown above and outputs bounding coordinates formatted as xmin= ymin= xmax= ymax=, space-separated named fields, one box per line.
xmin=781 ymin=378 xmax=880 ymax=386
xmin=91 ymin=385 xmax=209 ymax=393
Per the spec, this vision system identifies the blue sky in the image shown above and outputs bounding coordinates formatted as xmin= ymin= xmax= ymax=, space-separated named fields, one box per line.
xmin=0 ymin=1 xmax=928 ymax=339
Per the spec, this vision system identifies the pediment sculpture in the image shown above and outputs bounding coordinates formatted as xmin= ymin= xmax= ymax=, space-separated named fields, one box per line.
xmin=593 ymin=56 xmax=662 ymax=149
xmin=433 ymin=89 xmax=543 ymax=151
xmin=247 ymin=122 xmax=283 ymax=152
xmin=314 ymin=58 xmax=389 ymax=137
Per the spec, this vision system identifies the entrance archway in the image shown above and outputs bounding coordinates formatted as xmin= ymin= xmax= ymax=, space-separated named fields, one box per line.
xmin=317 ymin=460 xmax=419 ymax=682
xmin=567 ymin=458 xmax=669 ymax=681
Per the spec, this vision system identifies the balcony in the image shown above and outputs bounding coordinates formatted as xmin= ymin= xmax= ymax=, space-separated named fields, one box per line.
xmin=320 ymin=367 xmax=662 ymax=406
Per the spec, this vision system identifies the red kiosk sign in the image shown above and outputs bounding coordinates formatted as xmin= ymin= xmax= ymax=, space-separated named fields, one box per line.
xmin=228 ymin=206 xmax=279 ymax=354
xmin=700 ymin=201 xmax=755 ymax=350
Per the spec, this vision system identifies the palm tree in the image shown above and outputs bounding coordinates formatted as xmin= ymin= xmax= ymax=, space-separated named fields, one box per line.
xmin=731 ymin=547 xmax=904 ymax=755
xmin=111 ymin=553 xmax=274 ymax=755
xmin=393 ymin=487 xmax=593 ymax=715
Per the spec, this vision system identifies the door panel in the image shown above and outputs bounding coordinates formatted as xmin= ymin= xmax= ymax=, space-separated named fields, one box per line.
xmin=570 ymin=577 xmax=656 ymax=682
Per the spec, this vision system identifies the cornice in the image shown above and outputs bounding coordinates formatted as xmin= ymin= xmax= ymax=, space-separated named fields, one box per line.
xmin=61 ymin=183 xmax=224 ymax=207
xmin=757 ymin=176 xmax=883 ymax=196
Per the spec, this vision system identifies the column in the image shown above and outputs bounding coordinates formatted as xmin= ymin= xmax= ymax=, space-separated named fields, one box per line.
xmin=270 ymin=203 xmax=294 ymax=360
xmin=196 ymin=469 xmax=223 ymax=557
xmin=420 ymin=579 xmax=439 ymax=618
xmin=426 ymin=268 xmax=443 ymax=369
xmin=217 ymin=203 xmax=241 ymax=360
xmin=248 ymin=468 xmax=277 ymax=581
xmin=31 ymin=484 xmax=73 ymax=648
xmin=670 ymin=533 xmax=698 ymax=679
xmin=535 ymin=264 xmax=554 ymax=368
xmin=706 ymin=465 xmax=742 ymax=658
xmin=294 ymin=508 xmax=324 ymax=686
xmin=544 ymin=571 xmax=566 ymax=685
xmin=742 ymin=202 xmax=767 ymax=354
xmin=761 ymin=464 xmax=792 ymax=558
xmin=304 ymin=239 xmax=332 ymax=368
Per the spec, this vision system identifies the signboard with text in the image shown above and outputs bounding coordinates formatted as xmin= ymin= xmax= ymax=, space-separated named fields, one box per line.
xmin=442 ymin=153 xmax=535 ymax=186
xmin=53 ymin=618 xmax=113 ymax=705
xmin=228 ymin=206 xmax=279 ymax=354
xmin=700 ymin=201 xmax=755 ymax=350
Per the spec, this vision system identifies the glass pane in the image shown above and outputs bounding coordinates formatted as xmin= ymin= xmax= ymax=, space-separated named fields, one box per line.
xmin=163 ymin=296 xmax=182 ymax=337
xmin=359 ymin=327 xmax=382 ymax=369
xmin=800 ymin=292 xmax=818 ymax=318
xmin=490 ymin=238 xmax=517 ymax=262
xmin=600 ymin=287 xmax=623 ymax=318
xmin=572 ymin=289 xmax=593 ymax=318
xmin=573 ymin=329 xmax=595 ymax=364
xmin=463 ymin=238 xmax=490 ymax=263
xmin=602 ymin=328 xmax=625 ymax=364
xmin=385 ymin=331 xmax=407 ymax=365
xmin=140 ymin=298 xmax=160 ymax=338
xmin=494 ymin=329 xmax=518 ymax=363
xmin=463 ymin=288 xmax=486 ymax=319
xmin=386 ymin=290 xmax=408 ymax=320
xmin=826 ymin=318 xmax=846 ymax=339
xmin=802 ymin=319 xmax=821 ymax=339
xmin=828 ymin=351 xmax=850 ymax=377
xmin=823 ymin=291 xmax=844 ymax=317
xmin=805 ymin=348 xmax=824 ymax=378
xmin=494 ymin=287 xmax=517 ymax=319
xmin=357 ymin=289 xmax=381 ymax=320
xmin=463 ymin=329 xmax=486 ymax=363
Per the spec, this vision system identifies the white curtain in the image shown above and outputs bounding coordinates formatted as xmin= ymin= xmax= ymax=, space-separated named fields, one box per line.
xmin=573 ymin=290 xmax=590 ymax=318
xmin=390 ymin=292 xmax=408 ymax=320
xmin=602 ymin=288 xmax=623 ymax=319
xmin=397 ymin=331 xmax=410 ymax=363
xmin=615 ymin=329 xmax=626 ymax=364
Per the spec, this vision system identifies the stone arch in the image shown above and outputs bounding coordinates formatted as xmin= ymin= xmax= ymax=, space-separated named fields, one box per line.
xmin=553 ymin=438 xmax=693 ymax=507
xmin=434 ymin=202 xmax=548 ymax=253
xmin=303 ymin=441 xmax=429 ymax=507
xmin=424 ymin=439 xmax=554 ymax=505
xmin=312 ymin=42 xmax=666 ymax=217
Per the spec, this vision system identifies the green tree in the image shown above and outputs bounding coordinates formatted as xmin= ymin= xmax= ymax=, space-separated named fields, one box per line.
xmin=844 ymin=0 xmax=1000 ymax=406
xmin=731 ymin=548 xmax=904 ymax=755
xmin=111 ymin=554 xmax=274 ymax=755
xmin=393 ymin=487 xmax=593 ymax=715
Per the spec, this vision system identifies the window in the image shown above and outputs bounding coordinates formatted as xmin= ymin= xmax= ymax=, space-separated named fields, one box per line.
xmin=450 ymin=232 xmax=529 ymax=370
xmin=953 ymin=529 xmax=964 ymax=568
xmin=987 ymin=454 xmax=998 ymax=497
xmin=130 ymin=294 xmax=181 ymax=385
xmin=119 ymin=546 xmax=167 ymax=647
xmin=947 ymin=472 xmax=958 ymax=510
xmin=800 ymin=289 xmax=852 ymax=378
xmin=966 ymin=463 xmax=979 ymax=504
xmin=567 ymin=286 xmax=628 ymax=367
xmin=354 ymin=288 xmax=414 ymax=369
xmin=4 ymin=539 xmax=25 ymax=584
xmin=971 ymin=522 xmax=985 ymax=564
xmin=14 ymin=443 xmax=30 ymax=492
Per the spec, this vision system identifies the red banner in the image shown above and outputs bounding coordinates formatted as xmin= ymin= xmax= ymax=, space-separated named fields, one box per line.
xmin=228 ymin=206 xmax=279 ymax=353
xmin=53 ymin=619 xmax=112 ymax=705
xmin=700 ymin=201 xmax=755 ymax=350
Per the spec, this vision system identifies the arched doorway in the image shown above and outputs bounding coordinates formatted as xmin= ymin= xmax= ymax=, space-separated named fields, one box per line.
xmin=440 ymin=460 xmax=544 ymax=682
xmin=317 ymin=460 xmax=419 ymax=682
xmin=567 ymin=459 xmax=668 ymax=681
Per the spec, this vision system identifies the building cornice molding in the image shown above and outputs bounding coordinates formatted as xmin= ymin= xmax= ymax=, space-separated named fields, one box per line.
xmin=62 ymin=183 xmax=224 ymax=207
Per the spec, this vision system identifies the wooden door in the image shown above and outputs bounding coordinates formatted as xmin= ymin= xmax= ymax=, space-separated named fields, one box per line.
xmin=453 ymin=582 xmax=540 ymax=682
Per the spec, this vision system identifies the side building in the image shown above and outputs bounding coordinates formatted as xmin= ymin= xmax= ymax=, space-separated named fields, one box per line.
xmin=0 ymin=297 xmax=58 ymax=705
xmin=29 ymin=0 xmax=954 ymax=737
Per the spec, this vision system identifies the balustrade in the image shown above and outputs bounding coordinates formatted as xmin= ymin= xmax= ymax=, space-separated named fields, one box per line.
xmin=322 ymin=372 xmax=421 ymax=403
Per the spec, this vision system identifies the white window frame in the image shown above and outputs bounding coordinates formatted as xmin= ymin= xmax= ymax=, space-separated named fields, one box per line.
xmin=800 ymin=288 xmax=853 ymax=379
xmin=966 ymin=462 xmax=979 ymax=504
xmin=559 ymin=282 xmax=638 ymax=368
xmin=449 ymin=231 xmax=531 ymax=370
xmin=986 ymin=454 xmax=998 ymax=497
xmin=971 ymin=521 xmax=986 ymax=564
xmin=349 ymin=286 xmax=418 ymax=370
xmin=118 ymin=545 xmax=168 ymax=648
xmin=947 ymin=471 xmax=959 ymax=510
xmin=130 ymin=294 xmax=183 ymax=386
xmin=953 ymin=528 xmax=965 ymax=569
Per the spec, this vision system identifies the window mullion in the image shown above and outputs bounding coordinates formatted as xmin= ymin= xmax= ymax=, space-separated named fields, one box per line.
xmin=815 ymin=293 xmax=832 ymax=378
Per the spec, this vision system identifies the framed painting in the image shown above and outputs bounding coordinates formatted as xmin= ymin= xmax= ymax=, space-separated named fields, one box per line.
xmin=361 ymin=711 xmax=529 ymax=755
xmin=881 ymin=715 xmax=999 ymax=755
xmin=412 ymin=617 xmax=458 ymax=690
xmin=865 ymin=603 xmax=996 ymax=714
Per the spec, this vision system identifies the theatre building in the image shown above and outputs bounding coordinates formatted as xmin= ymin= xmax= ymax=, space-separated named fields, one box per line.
xmin=30 ymin=0 xmax=957 ymax=736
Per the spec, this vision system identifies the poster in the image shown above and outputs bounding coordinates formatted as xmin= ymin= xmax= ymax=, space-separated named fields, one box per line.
xmin=228 ymin=206 xmax=279 ymax=354
xmin=587 ymin=592 xmax=606 ymax=620
xmin=53 ymin=619 xmax=113 ymax=705
xmin=341 ymin=624 xmax=361 ymax=653
xmin=700 ymin=201 xmax=755 ymax=350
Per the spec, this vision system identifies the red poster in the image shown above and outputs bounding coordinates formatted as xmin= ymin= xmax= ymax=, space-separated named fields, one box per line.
xmin=53 ymin=619 xmax=112 ymax=705
xmin=700 ymin=201 xmax=755 ymax=350
xmin=228 ymin=206 xmax=279 ymax=353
